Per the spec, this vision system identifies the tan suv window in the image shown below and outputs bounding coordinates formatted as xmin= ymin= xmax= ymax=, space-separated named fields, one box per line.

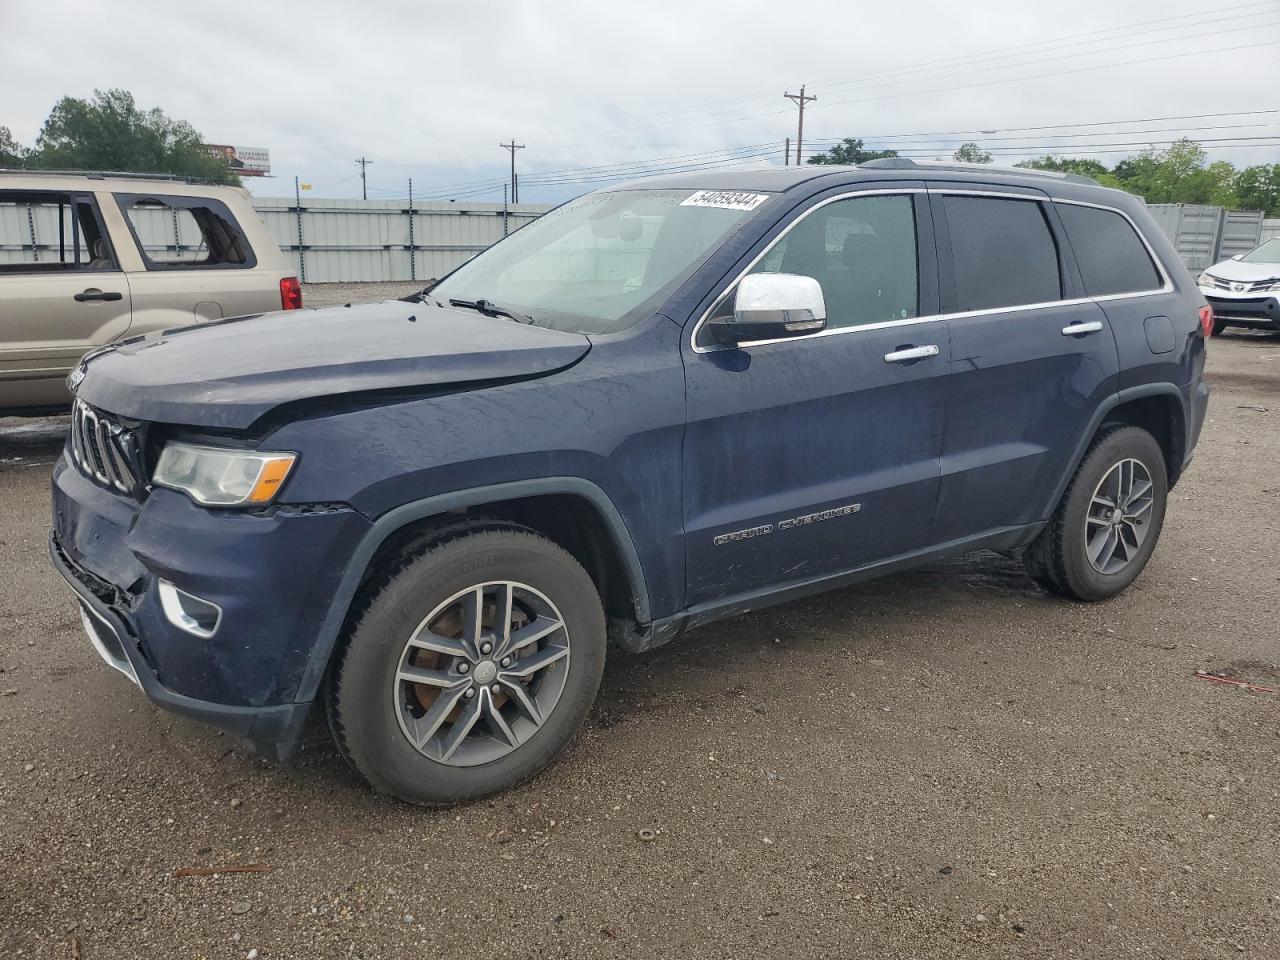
xmin=117 ymin=194 xmax=256 ymax=270
xmin=0 ymin=191 xmax=116 ymax=274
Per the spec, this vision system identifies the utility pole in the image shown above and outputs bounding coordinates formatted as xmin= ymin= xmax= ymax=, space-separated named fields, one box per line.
xmin=783 ymin=85 xmax=816 ymax=165
xmin=354 ymin=157 xmax=373 ymax=200
xmin=500 ymin=139 xmax=525 ymax=203
xmin=784 ymin=137 xmax=790 ymax=167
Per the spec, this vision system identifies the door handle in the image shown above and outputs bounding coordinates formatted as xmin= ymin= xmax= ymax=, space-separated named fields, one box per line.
xmin=73 ymin=290 xmax=123 ymax=303
xmin=884 ymin=344 xmax=940 ymax=364
xmin=1061 ymin=320 xmax=1103 ymax=336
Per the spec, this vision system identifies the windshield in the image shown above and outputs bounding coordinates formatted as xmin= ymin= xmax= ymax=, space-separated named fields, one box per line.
xmin=1241 ymin=237 xmax=1280 ymax=265
xmin=428 ymin=188 xmax=769 ymax=334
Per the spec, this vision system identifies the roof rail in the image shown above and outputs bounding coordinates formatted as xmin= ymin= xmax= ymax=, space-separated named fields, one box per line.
xmin=858 ymin=157 xmax=1099 ymax=186
xmin=0 ymin=167 xmax=226 ymax=185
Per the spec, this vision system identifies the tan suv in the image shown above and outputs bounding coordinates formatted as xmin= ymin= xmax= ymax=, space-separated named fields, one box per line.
xmin=0 ymin=170 xmax=299 ymax=413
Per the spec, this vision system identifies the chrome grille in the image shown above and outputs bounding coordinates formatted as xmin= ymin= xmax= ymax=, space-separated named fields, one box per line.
xmin=69 ymin=400 xmax=139 ymax=494
xmin=1203 ymin=275 xmax=1277 ymax=293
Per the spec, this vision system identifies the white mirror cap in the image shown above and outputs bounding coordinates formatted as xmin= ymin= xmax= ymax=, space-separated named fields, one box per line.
xmin=736 ymin=272 xmax=826 ymax=321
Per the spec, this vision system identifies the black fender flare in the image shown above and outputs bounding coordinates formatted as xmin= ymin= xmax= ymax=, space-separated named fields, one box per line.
xmin=293 ymin=477 xmax=651 ymax=703
xmin=1043 ymin=383 xmax=1190 ymax=519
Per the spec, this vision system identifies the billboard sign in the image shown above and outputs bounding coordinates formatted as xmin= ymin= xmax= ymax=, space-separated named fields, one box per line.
xmin=203 ymin=144 xmax=271 ymax=177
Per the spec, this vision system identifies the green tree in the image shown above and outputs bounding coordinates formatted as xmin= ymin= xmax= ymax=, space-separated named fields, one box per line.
xmin=0 ymin=126 xmax=27 ymax=167
xmin=1235 ymin=164 xmax=1280 ymax=216
xmin=953 ymin=142 xmax=993 ymax=163
xmin=28 ymin=89 xmax=237 ymax=183
xmin=1017 ymin=155 xmax=1110 ymax=178
xmin=806 ymin=138 xmax=898 ymax=165
xmin=1111 ymin=139 xmax=1233 ymax=205
xmin=1016 ymin=154 xmax=1124 ymax=189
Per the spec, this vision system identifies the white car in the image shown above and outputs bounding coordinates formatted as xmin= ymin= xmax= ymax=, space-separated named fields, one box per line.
xmin=1197 ymin=237 xmax=1280 ymax=335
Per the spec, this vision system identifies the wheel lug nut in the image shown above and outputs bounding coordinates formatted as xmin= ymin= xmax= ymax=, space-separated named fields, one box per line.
xmin=480 ymin=642 xmax=493 ymax=655
xmin=457 ymin=662 xmax=470 ymax=674
xmin=500 ymin=657 xmax=512 ymax=668
xmin=463 ymin=688 xmax=476 ymax=699
xmin=490 ymin=683 xmax=501 ymax=694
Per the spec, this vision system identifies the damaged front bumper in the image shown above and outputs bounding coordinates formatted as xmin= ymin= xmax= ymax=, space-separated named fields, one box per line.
xmin=49 ymin=457 xmax=372 ymax=760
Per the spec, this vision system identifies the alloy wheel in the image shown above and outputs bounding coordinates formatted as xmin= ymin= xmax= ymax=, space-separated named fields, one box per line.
xmin=1084 ymin=458 xmax=1155 ymax=575
xmin=392 ymin=581 xmax=570 ymax=766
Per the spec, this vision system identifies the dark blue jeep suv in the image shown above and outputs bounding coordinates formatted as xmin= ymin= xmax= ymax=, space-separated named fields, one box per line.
xmin=50 ymin=161 xmax=1211 ymax=803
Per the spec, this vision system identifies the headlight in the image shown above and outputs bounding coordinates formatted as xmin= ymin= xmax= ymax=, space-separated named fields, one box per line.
xmin=152 ymin=442 xmax=296 ymax=507
xmin=1197 ymin=272 xmax=1212 ymax=286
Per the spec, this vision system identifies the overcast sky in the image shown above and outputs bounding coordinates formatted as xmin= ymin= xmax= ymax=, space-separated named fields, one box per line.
xmin=3 ymin=0 xmax=1278 ymax=203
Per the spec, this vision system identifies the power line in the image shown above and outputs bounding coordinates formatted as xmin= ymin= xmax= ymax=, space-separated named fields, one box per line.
xmin=803 ymin=108 xmax=1280 ymax=144
xmin=530 ymin=2 xmax=1279 ymax=147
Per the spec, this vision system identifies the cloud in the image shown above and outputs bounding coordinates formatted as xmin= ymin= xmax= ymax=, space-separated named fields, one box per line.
xmin=2 ymin=0 xmax=1277 ymax=202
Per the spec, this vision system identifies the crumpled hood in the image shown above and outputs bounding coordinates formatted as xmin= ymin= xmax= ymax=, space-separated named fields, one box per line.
xmin=76 ymin=299 xmax=591 ymax=430
xmin=1202 ymin=258 xmax=1280 ymax=283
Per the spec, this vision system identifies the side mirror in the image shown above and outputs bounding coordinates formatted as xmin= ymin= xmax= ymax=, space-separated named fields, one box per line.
xmin=1231 ymin=254 xmax=1244 ymax=261
xmin=707 ymin=273 xmax=827 ymax=345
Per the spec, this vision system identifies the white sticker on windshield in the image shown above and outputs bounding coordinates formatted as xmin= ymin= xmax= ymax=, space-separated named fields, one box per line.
xmin=680 ymin=190 xmax=770 ymax=211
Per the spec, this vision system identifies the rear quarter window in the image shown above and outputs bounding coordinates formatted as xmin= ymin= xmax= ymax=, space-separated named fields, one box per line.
xmin=1056 ymin=203 xmax=1163 ymax=296
xmin=116 ymin=193 xmax=257 ymax=270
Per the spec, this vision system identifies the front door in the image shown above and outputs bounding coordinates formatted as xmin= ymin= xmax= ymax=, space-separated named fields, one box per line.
xmin=681 ymin=188 xmax=950 ymax=609
xmin=0 ymin=190 xmax=131 ymax=408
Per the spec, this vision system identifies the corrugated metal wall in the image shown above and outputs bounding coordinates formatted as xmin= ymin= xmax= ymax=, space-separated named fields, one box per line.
xmin=0 ymin=195 xmax=552 ymax=281
xmin=1145 ymin=203 xmax=1266 ymax=270
xmin=1260 ymin=218 xmax=1280 ymax=244
xmin=1145 ymin=204 xmax=1225 ymax=272
xmin=1218 ymin=210 xmax=1265 ymax=260
xmin=252 ymin=197 xmax=551 ymax=283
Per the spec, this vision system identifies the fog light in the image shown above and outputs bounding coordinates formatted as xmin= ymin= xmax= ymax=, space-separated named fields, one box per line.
xmin=158 ymin=580 xmax=222 ymax=638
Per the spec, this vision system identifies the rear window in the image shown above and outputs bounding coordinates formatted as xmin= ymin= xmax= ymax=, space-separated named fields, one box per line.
xmin=116 ymin=194 xmax=255 ymax=270
xmin=1056 ymin=203 xmax=1163 ymax=296
xmin=944 ymin=195 xmax=1062 ymax=312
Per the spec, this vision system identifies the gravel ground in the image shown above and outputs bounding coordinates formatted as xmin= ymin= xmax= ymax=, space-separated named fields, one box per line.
xmin=301 ymin=282 xmax=426 ymax=309
xmin=1 ymin=316 xmax=1278 ymax=959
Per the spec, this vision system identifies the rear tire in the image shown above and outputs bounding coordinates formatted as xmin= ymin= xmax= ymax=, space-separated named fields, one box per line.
xmin=1024 ymin=425 xmax=1168 ymax=602
xmin=326 ymin=521 xmax=606 ymax=805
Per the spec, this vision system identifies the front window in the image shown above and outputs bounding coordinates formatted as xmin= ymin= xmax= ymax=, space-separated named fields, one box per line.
xmin=1241 ymin=237 xmax=1280 ymax=265
xmin=429 ymin=189 xmax=768 ymax=334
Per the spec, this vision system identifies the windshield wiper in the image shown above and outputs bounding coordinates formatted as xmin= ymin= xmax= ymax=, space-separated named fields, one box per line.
xmin=447 ymin=298 xmax=533 ymax=324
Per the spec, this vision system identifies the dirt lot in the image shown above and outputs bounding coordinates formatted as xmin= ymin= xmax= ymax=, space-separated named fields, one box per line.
xmin=2 ymin=308 xmax=1278 ymax=959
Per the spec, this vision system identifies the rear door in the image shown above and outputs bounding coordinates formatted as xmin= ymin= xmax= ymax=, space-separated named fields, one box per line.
xmin=681 ymin=185 xmax=949 ymax=608
xmin=1052 ymin=200 xmax=1185 ymax=389
xmin=112 ymin=192 xmax=278 ymax=333
xmin=930 ymin=187 xmax=1120 ymax=543
xmin=0 ymin=190 xmax=131 ymax=408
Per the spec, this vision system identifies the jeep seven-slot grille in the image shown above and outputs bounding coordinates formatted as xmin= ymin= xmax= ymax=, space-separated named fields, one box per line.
xmin=69 ymin=400 xmax=139 ymax=494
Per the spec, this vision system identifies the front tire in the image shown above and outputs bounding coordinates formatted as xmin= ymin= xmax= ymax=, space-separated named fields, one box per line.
xmin=1211 ymin=318 xmax=1227 ymax=337
xmin=1024 ymin=425 xmax=1168 ymax=602
xmin=327 ymin=521 xmax=606 ymax=805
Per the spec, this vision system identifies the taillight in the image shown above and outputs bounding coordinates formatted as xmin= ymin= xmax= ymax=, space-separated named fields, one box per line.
xmin=279 ymin=276 xmax=303 ymax=310
xmin=1198 ymin=304 xmax=1214 ymax=337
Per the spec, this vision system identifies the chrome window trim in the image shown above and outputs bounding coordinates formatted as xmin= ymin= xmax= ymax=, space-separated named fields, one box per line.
xmin=689 ymin=187 xmax=1175 ymax=354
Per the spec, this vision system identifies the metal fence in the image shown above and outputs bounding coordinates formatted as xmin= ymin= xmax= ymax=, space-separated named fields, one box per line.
xmin=254 ymin=197 xmax=552 ymax=283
